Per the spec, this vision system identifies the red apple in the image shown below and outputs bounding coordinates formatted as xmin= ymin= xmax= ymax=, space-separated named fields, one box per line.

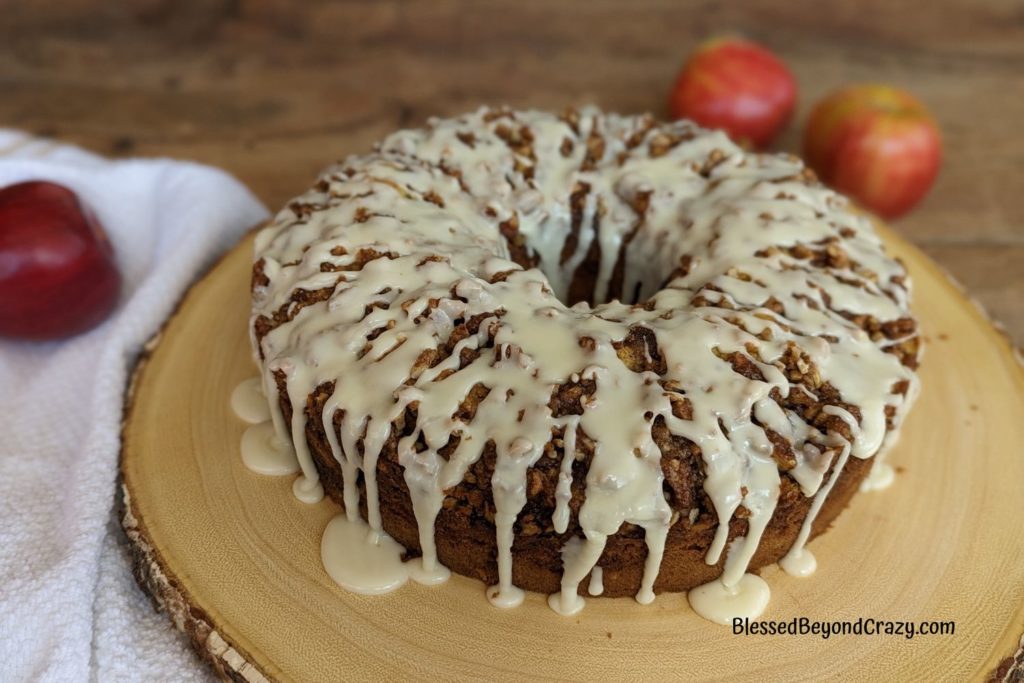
xmin=669 ymin=37 xmax=797 ymax=149
xmin=803 ymin=85 xmax=942 ymax=219
xmin=0 ymin=181 xmax=121 ymax=339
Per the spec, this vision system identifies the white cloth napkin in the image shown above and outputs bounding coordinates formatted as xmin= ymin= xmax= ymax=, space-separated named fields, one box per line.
xmin=0 ymin=132 xmax=269 ymax=682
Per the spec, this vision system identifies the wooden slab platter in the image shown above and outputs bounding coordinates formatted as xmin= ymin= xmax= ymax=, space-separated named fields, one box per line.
xmin=120 ymin=223 xmax=1024 ymax=682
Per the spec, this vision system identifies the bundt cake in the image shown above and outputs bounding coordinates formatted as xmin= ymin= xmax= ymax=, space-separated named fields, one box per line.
xmin=240 ymin=106 xmax=921 ymax=622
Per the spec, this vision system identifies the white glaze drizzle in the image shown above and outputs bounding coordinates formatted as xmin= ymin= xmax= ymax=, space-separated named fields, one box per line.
xmin=779 ymin=443 xmax=850 ymax=577
xmin=552 ymin=416 xmax=579 ymax=535
xmin=588 ymin=566 xmax=605 ymax=596
xmin=247 ymin=107 xmax=920 ymax=620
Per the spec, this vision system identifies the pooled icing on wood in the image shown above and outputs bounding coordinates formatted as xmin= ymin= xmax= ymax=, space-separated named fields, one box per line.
xmin=231 ymin=377 xmax=271 ymax=424
xmin=243 ymin=106 xmax=920 ymax=623
xmin=320 ymin=513 xmax=451 ymax=595
xmin=240 ymin=421 xmax=299 ymax=476
xmin=234 ymin=378 xmax=299 ymax=475
xmin=321 ymin=514 xmax=410 ymax=595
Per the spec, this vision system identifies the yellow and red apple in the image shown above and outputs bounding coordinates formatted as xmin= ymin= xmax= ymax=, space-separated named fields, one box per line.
xmin=803 ymin=85 xmax=942 ymax=219
xmin=669 ymin=37 xmax=797 ymax=149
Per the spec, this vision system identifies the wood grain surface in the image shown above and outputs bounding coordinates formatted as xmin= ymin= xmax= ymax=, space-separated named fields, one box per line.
xmin=0 ymin=0 xmax=1021 ymax=341
xmin=120 ymin=224 xmax=1024 ymax=682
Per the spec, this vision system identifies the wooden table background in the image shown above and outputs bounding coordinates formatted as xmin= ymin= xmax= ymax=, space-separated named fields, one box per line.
xmin=1 ymin=0 xmax=1021 ymax=342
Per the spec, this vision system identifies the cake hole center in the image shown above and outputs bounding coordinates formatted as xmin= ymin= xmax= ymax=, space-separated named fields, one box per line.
xmin=522 ymin=215 xmax=679 ymax=310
